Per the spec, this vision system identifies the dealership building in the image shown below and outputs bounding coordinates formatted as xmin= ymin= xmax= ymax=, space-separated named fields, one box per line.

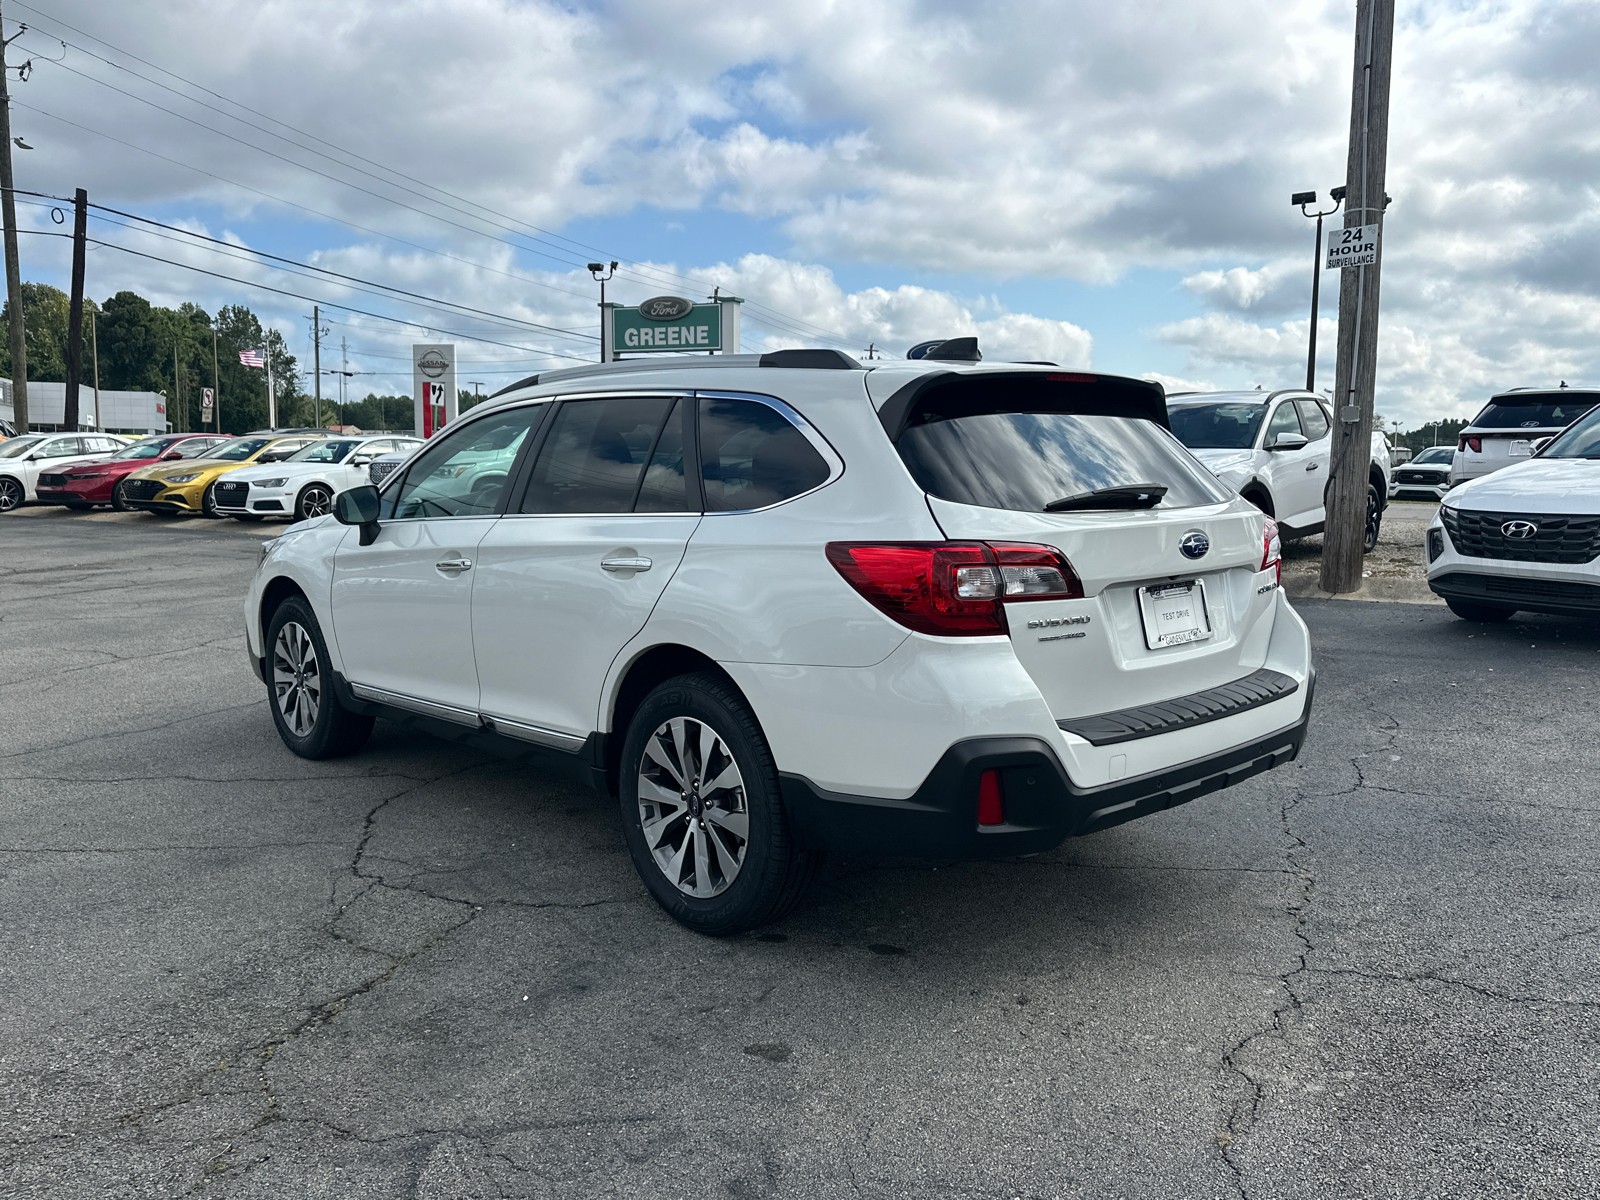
xmin=0 ymin=380 xmax=168 ymax=435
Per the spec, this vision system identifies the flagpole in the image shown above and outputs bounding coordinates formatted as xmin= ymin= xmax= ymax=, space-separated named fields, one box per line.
xmin=265 ymin=347 xmax=276 ymax=428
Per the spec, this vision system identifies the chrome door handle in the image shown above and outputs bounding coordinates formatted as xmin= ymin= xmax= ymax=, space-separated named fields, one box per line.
xmin=436 ymin=557 xmax=473 ymax=574
xmin=601 ymin=556 xmax=652 ymax=572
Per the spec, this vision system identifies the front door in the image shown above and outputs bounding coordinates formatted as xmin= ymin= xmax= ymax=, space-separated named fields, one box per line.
xmin=1260 ymin=400 xmax=1323 ymax=528
xmin=330 ymin=405 xmax=543 ymax=719
xmin=472 ymin=394 xmax=699 ymax=745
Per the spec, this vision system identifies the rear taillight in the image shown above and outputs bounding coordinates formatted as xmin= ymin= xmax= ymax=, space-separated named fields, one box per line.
xmin=1458 ymin=435 xmax=1482 ymax=453
xmin=1261 ymin=517 xmax=1282 ymax=583
xmin=826 ymin=541 xmax=1083 ymax=637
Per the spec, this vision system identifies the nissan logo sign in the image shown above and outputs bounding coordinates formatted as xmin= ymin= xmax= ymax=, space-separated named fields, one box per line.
xmin=418 ymin=350 xmax=450 ymax=378
xmin=1179 ymin=530 xmax=1211 ymax=560
xmin=1501 ymin=520 xmax=1539 ymax=539
xmin=639 ymin=295 xmax=694 ymax=321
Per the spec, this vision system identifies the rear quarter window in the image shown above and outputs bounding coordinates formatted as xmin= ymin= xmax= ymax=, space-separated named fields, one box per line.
xmin=699 ymin=397 xmax=830 ymax=512
xmin=897 ymin=412 xmax=1232 ymax=512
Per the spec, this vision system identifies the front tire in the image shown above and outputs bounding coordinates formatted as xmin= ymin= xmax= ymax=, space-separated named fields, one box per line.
xmin=1363 ymin=483 xmax=1383 ymax=554
xmin=1446 ymin=599 xmax=1516 ymax=623
xmin=111 ymin=479 xmax=132 ymax=512
xmin=201 ymin=482 xmax=222 ymax=518
xmin=619 ymin=672 xmax=822 ymax=935
xmin=264 ymin=596 xmax=374 ymax=759
xmin=295 ymin=483 xmax=333 ymax=522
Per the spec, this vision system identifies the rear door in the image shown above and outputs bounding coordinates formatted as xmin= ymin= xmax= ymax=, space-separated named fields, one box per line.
xmin=894 ymin=393 xmax=1278 ymax=720
xmin=471 ymin=393 xmax=699 ymax=747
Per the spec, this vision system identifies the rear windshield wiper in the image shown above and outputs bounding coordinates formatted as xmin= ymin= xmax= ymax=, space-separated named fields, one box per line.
xmin=1043 ymin=483 xmax=1168 ymax=512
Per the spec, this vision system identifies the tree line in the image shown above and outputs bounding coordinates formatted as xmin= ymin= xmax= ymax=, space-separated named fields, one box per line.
xmin=0 ymin=282 xmax=490 ymax=434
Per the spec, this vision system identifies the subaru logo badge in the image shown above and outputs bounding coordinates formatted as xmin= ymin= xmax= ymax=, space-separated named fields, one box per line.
xmin=1501 ymin=520 xmax=1539 ymax=539
xmin=1179 ymin=530 xmax=1210 ymax=560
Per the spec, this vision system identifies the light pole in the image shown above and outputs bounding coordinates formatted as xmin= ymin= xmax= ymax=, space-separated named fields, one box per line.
xmin=468 ymin=380 xmax=483 ymax=412
xmin=1293 ymin=187 xmax=1344 ymax=392
xmin=588 ymin=261 xmax=617 ymax=362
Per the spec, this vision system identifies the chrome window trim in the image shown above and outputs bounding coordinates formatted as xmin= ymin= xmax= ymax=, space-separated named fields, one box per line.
xmin=691 ymin=389 xmax=845 ymax=515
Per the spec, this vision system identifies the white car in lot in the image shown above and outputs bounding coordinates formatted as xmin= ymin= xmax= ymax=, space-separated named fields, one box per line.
xmin=1167 ymin=389 xmax=1392 ymax=551
xmin=1449 ymin=387 xmax=1599 ymax=488
xmin=1428 ymin=402 xmax=1600 ymax=622
xmin=245 ymin=349 xmax=1314 ymax=933
xmin=213 ymin=434 xmax=422 ymax=521
xmin=0 ymin=432 xmax=132 ymax=512
xmin=1389 ymin=446 xmax=1454 ymax=502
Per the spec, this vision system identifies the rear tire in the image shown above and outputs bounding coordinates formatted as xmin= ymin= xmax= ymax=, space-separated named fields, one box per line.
xmin=264 ymin=596 xmax=374 ymax=759
xmin=619 ymin=672 xmax=822 ymax=935
xmin=1446 ymin=599 xmax=1516 ymax=623
xmin=0 ymin=476 xmax=22 ymax=513
xmin=1363 ymin=483 xmax=1382 ymax=554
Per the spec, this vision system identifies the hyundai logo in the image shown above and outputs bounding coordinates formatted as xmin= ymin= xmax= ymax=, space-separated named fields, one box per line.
xmin=1179 ymin=530 xmax=1211 ymax=560
xmin=1501 ymin=520 xmax=1539 ymax=539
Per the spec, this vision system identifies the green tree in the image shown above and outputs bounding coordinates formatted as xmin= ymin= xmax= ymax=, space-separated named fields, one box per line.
xmin=0 ymin=282 xmax=97 ymax=382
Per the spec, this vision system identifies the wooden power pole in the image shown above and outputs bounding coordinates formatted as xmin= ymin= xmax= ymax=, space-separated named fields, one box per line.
xmin=63 ymin=188 xmax=85 ymax=429
xmin=1321 ymin=0 xmax=1395 ymax=593
xmin=0 ymin=5 xmax=28 ymax=433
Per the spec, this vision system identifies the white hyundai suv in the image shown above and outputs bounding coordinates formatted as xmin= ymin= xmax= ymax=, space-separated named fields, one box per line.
xmin=1428 ymin=400 xmax=1600 ymax=622
xmin=244 ymin=349 xmax=1315 ymax=933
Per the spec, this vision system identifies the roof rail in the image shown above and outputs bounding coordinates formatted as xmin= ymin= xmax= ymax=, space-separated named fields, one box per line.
xmin=489 ymin=349 xmax=871 ymax=399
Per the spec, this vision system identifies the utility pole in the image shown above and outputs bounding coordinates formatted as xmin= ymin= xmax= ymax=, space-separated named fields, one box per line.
xmin=63 ymin=188 xmax=85 ymax=429
xmin=310 ymin=305 xmax=323 ymax=429
xmin=210 ymin=325 xmax=219 ymax=434
xmin=90 ymin=307 xmax=100 ymax=429
xmin=1321 ymin=0 xmax=1394 ymax=594
xmin=0 ymin=5 xmax=29 ymax=433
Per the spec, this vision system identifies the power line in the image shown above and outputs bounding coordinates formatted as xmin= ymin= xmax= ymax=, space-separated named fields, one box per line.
xmin=8 ymin=2 xmax=863 ymax=348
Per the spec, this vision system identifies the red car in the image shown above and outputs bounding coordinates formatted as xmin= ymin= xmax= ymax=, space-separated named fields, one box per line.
xmin=37 ymin=434 xmax=229 ymax=511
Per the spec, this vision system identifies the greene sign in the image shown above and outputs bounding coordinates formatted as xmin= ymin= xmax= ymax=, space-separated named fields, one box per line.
xmin=613 ymin=298 xmax=724 ymax=352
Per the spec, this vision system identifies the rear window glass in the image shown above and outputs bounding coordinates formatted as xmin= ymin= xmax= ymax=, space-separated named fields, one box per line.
xmin=1472 ymin=396 xmax=1597 ymax=429
xmin=699 ymin=397 xmax=830 ymax=511
xmin=1168 ymin=403 xmax=1267 ymax=450
xmin=898 ymin=413 xmax=1232 ymax=512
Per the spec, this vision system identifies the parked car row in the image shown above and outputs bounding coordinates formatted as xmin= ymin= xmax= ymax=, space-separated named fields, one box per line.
xmin=5 ymin=428 xmax=423 ymax=522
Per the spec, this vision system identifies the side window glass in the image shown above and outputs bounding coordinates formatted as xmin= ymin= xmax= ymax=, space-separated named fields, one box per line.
xmin=1264 ymin=403 xmax=1303 ymax=447
xmin=634 ymin=398 xmax=689 ymax=513
xmin=42 ymin=438 xmax=77 ymax=457
xmin=389 ymin=407 xmax=541 ymax=519
xmin=1296 ymin=400 xmax=1330 ymax=441
xmin=521 ymin=396 xmax=675 ymax=514
xmin=699 ymin=397 xmax=830 ymax=512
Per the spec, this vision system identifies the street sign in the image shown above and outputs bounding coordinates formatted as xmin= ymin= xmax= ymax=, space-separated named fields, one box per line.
xmin=613 ymin=301 xmax=723 ymax=352
xmin=1326 ymin=222 xmax=1381 ymax=269
xmin=200 ymin=387 xmax=214 ymax=418
xmin=412 ymin=344 xmax=456 ymax=438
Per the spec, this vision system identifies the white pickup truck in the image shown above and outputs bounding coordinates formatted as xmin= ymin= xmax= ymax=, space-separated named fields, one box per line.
xmin=1167 ymin=389 xmax=1392 ymax=553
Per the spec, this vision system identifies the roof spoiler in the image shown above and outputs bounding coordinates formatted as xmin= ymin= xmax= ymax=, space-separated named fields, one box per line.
xmin=878 ymin=370 xmax=1169 ymax=440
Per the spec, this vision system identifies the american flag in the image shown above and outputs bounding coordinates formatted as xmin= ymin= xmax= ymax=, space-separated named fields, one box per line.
xmin=239 ymin=349 xmax=265 ymax=368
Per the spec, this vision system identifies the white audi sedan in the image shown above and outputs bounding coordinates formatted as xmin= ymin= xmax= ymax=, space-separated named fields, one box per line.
xmin=1428 ymin=401 xmax=1600 ymax=622
xmin=244 ymin=349 xmax=1314 ymax=933
xmin=214 ymin=434 xmax=422 ymax=522
xmin=0 ymin=432 xmax=132 ymax=513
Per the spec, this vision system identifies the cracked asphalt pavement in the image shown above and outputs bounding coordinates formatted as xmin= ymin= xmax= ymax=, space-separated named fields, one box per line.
xmin=3 ymin=509 xmax=1598 ymax=1199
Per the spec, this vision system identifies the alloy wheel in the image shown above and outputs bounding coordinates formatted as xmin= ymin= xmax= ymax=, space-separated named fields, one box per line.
xmin=1364 ymin=486 xmax=1381 ymax=553
xmin=0 ymin=477 xmax=22 ymax=512
xmin=300 ymin=486 xmax=332 ymax=519
xmin=272 ymin=621 xmax=322 ymax=738
xmin=636 ymin=717 xmax=750 ymax=898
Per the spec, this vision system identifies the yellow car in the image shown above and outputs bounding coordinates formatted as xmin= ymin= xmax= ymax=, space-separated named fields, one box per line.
xmin=122 ymin=433 xmax=326 ymax=517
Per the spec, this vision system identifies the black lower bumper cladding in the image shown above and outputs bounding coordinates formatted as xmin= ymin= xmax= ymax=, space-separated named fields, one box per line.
xmin=780 ymin=673 xmax=1314 ymax=859
xmin=1430 ymin=570 xmax=1600 ymax=617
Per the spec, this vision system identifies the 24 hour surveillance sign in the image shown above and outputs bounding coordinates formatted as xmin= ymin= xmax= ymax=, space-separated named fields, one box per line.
xmin=1326 ymin=223 xmax=1381 ymax=269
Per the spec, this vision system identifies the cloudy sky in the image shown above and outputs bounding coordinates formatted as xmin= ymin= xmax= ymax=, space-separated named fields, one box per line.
xmin=5 ymin=0 xmax=1596 ymax=427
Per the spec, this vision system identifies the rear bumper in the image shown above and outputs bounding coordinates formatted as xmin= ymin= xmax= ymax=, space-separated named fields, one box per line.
xmin=780 ymin=670 xmax=1314 ymax=858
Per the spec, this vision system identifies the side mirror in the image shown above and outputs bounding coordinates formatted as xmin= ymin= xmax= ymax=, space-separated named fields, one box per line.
xmin=334 ymin=484 xmax=382 ymax=545
xmin=1532 ymin=436 xmax=1553 ymax=454
xmin=162 ymin=450 xmax=185 ymax=460
xmin=1269 ymin=432 xmax=1309 ymax=451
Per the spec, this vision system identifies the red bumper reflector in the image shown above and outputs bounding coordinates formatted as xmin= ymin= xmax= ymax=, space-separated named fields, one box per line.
xmin=977 ymin=769 xmax=1004 ymax=826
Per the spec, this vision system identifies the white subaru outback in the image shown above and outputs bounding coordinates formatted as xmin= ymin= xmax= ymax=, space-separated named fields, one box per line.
xmin=244 ymin=348 xmax=1315 ymax=933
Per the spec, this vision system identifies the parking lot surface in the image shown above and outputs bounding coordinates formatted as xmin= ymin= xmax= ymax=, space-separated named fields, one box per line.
xmin=3 ymin=509 xmax=1598 ymax=1199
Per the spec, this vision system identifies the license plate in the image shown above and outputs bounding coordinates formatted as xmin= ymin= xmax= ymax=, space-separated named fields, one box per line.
xmin=1508 ymin=440 xmax=1533 ymax=456
xmin=1138 ymin=580 xmax=1212 ymax=650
